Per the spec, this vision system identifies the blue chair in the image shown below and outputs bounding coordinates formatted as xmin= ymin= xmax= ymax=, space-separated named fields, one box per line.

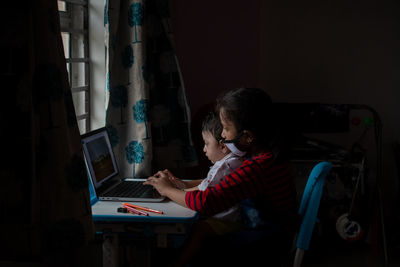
xmin=293 ymin=161 xmax=332 ymax=267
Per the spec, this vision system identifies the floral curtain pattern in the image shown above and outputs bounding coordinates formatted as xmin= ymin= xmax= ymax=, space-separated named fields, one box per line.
xmin=105 ymin=0 xmax=197 ymax=178
xmin=0 ymin=0 xmax=93 ymax=264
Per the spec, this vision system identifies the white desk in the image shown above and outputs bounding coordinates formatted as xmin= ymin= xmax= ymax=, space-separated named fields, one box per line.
xmin=91 ymin=199 xmax=198 ymax=223
xmin=91 ymin=200 xmax=198 ymax=266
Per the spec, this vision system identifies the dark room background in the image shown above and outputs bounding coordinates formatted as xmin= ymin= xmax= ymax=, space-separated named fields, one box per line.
xmin=170 ymin=0 xmax=400 ymax=250
xmin=1 ymin=0 xmax=399 ymax=264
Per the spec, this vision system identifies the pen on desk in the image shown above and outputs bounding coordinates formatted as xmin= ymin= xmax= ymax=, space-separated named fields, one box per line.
xmin=122 ymin=202 xmax=164 ymax=214
xmin=123 ymin=205 xmax=149 ymax=216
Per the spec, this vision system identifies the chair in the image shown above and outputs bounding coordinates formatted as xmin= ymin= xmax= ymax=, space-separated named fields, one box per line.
xmin=293 ymin=161 xmax=332 ymax=267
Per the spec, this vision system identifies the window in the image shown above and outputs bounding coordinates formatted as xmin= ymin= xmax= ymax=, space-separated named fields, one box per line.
xmin=58 ymin=0 xmax=90 ymax=134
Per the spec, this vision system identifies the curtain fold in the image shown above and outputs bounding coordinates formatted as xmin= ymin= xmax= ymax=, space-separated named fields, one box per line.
xmin=0 ymin=0 xmax=93 ymax=264
xmin=105 ymin=0 xmax=197 ymax=178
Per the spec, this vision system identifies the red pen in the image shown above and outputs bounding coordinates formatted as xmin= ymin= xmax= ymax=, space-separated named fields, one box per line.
xmin=122 ymin=202 xmax=164 ymax=214
xmin=123 ymin=204 xmax=149 ymax=216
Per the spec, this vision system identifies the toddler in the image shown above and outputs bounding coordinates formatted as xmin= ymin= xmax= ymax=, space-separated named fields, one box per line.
xmin=169 ymin=112 xmax=243 ymax=222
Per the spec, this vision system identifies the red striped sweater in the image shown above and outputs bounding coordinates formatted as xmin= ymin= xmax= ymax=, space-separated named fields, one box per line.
xmin=185 ymin=152 xmax=298 ymax=231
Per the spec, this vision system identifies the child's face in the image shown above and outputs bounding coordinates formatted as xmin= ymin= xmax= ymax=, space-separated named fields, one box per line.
xmin=202 ymin=131 xmax=228 ymax=164
xmin=219 ymin=108 xmax=239 ymax=141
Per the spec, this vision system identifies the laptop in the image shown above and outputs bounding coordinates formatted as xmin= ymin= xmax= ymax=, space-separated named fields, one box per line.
xmin=81 ymin=127 xmax=165 ymax=202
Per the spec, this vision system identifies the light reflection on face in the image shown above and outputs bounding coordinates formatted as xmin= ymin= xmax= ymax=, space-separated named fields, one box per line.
xmin=202 ymin=131 xmax=227 ymax=164
xmin=219 ymin=107 xmax=253 ymax=153
xmin=219 ymin=108 xmax=239 ymax=141
xmin=219 ymin=108 xmax=238 ymax=143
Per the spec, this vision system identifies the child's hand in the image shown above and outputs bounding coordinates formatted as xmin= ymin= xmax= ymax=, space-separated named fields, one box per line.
xmin=161 ymin=169 xmax=187 ymax=189
xmin=168 ymin=176 xmax=187 ymax=190
xmin=144 ymin=172 xmax=174 ymax=196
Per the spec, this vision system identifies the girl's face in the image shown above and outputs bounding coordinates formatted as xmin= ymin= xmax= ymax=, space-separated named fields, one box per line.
xmin=220 ymin=108 xmax=254 ymax=153
xmin=219 ymin=108 xmax=239 ymax=141
xmin=202 ymin=131 xmax=227 ymax=164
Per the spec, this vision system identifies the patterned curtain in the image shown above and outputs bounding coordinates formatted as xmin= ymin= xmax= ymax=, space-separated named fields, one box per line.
xmin=105 ymin=0 xmax=197 ymax=178
xmin=0 ymin=0 xmax=93 ymax=264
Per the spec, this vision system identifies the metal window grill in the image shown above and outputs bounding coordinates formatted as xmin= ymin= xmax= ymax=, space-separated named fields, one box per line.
xmin=58 ymin=0 xmax=90 ymax=134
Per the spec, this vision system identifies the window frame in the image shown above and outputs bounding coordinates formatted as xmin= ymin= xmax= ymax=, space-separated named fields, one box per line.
xmin=58 ymin=0 xmax=91 ymax=134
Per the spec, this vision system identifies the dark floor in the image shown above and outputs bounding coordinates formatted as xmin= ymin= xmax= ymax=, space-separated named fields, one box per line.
xmin=150 ymin=221 xmax=400 ymax=267
xmin=152 ymin=241 xmax=400 ymax=267
xmin=4 ymin=227 xmax=399 ymax=267
xmin=148 ymin=233 xmax=400 ymax=267
xmin=300 ymin=235 xmax=400 ymax=267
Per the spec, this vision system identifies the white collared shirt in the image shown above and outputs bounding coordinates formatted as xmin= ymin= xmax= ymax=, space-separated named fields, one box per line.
xmin=198 ymin=153 xmax=243 ymax=221
xmin=198 ymin=153 xmax=243 ymax=191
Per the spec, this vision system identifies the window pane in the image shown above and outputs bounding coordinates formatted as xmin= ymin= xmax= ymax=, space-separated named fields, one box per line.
xmin=72 ymin=90 xmax=86 ymax=116
xmin=58 ymin=1 xmax=66 ymax=11
xmin=78 ymin=119 xmax=87 ymax=134
xmin=68 ymin=62 xmax=87 ymax=87
xmin=58 ymin=0 xmax=90 ymax=134
xmin=70 ymin=32 xmax=85 ymax=58
xmin=61 ymin=32 xmax=70 ymax=58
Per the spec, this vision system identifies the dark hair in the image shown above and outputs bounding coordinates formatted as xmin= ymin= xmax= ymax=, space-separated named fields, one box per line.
xmin=201 ymin=112 xmax=223 ymax=142
xmin=215 ymin=87 xmax=276 ymax=148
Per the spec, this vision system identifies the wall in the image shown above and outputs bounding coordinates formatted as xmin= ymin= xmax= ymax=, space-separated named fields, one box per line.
xmin=170 ymin=0 xmax=262 ymax=177
xmin=170 ymin=0 xmax=262 ymax=117
xmin=171 ymin=0 xmax=400 ymax=242
xmin=258 ymin=0 xmax=400 ymax=231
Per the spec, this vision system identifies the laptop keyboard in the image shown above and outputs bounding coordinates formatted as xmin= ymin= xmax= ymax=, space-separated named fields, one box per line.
xmin=103 ymin=181 xmax=153 ymax=198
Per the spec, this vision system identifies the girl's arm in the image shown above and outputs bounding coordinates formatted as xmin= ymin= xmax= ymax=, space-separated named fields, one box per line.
xmin=184 ymin=186 xmax=199 ymax=192
xmin=163 ymin=169 xmax=203 ymax=190
xmin=160 ymin=183 xmax=187 ymax=207
xmin=144 ymin=170 xmax=187 ymax=207
xmin=169 ymin=178 xmax=202 ymax=190
xmin=184 ymin=180 xmax=203 ymax=188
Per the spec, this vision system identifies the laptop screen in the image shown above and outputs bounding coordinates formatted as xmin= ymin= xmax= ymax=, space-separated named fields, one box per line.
xmin=81 ymin=128 xmax=119 ymax=188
